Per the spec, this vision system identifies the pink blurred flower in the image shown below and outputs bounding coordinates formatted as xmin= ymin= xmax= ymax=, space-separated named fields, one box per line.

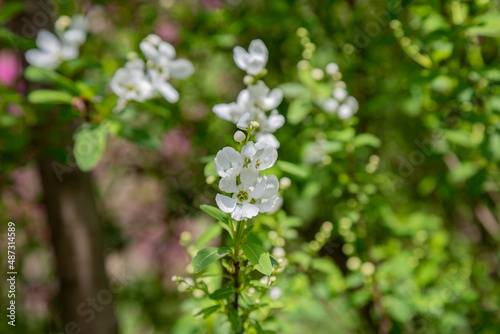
xmin=155 ymin=22 xmax=180 ymax=45
xmin=161 ymin=128 xmax=192 ymax=160
xmin=0 ymin=50 xmax=22 ymax=87
xmin=202 ymin=0 xmax=224 ymax=10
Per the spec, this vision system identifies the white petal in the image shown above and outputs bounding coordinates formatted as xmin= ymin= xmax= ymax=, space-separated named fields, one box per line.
xmin=258 ymin=197 xmax=279 ymax=213
xmin=232 ymin=203 xmax=259 ymax=221
xmin=241 ymin=141 xmax=257 ymax=159
xmin=213 ymin=103 xmax=236 ymax=122
xmin=216 ymin=194 xmax=237 ymax=213
xmin=248 ymin=39 xmax=268 ymax=62
xmin=145 ymin=34 xmax=162 ymax=46
xmin=265 ymin=110 xmax=285 ymax=132
xmin=323 ymin=98 xmax=339 ymax=113
xmin=345 ymin=96 xmax=359 ymax=112
xmin=265 ymin=196 xmax=282 ymax=214
xmin=262 ymin=88 xmax=283 ymax=110
xmin=61 ymin=45 xmax=78 ymax=60
xmin=219 ymin=175 xmax=238 ymax=193
xmin=333 ymin=87 xmax=348 ymax=101
xmin=25 ymin=49 xmax=59 ymax=69
xmin=233 ymin=46 xmax=249 ymax=72
xmin=240 ymin=168 xmax=259 ymax=188
xmin=214 ymin=147 xmax=243 ymax=177
xmin=237 ymin=112 xmax=252 ymax=130
xmin=156 ymin=79 xmax=179 ymax=103
xmin=261 ymin=175 xmax=279 ymax=199
xmin=338 ymin=104 xmax=354 ymax=119
xmin=125 ymin=58 xmax=146 ymax=70
xmin=169 ymin=59 xmax=194 ymax=79
xmin=140 ymin=41 xmax=158 ymax=60
xmin=158 ymin=41 xmax=176 ymax=59
xmin=36 ymin=30 xmax=61 ymax=52
xmin=256 ymin=133 xmax=280 ymax=149
xmin=63 ymin=29 xmax=86 ymax=46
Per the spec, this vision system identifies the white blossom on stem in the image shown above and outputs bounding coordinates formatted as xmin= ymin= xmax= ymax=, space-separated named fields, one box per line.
xmin=110 ymin=59 xmax=155 ymax=102
xmin=233 ymin=39 xmax=268 ymax=76
xmin=140 ymin=34 xmax=194 ymax=103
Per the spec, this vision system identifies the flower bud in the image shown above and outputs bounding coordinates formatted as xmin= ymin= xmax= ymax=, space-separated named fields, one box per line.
xmin=250 ymin=121 xmax=260 ymax=129
xmin=243 ymin=75 xmax=254 ymax=86
xmin=233 ymin=130 xmax=246 ymax=143
xmin=326 ymin=62 xmax=339 ymax=75
xmin=279 ymin=177 xmax=291 ymax=189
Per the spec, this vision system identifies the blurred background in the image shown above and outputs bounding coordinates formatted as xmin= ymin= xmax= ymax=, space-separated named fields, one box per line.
xmin=1 ymin=0 xmax=500 ymax=333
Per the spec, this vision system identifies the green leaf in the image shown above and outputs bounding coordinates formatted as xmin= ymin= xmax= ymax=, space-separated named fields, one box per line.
xmin=194 ymin=224 xmax=222 ymax=249
xmin=242 ymin=242 xmax=273 ymax=276
xmin=353 ymin=133 xmax=381 ymax=148
xmin=276 ymin=160 xmax=308 ymax=179
xmin=228 ymin=308 xmax=243 ymax=332
xmin=73 ymin=124 xmax=108 ymax=172
xmin=442 ymin=129 xmax=476 ymax=148
xmin=118 ymin=125 xmax=160 ymax=148
xmin=287 ymin=97 xmax=312 ymax=124
xmin=192 ymin=247 xmax=231 ymax=273
xmin=28 ymin=90 xmax=73 ymax=104
xmin=448 ymin=162 xmax=478 ymax=183
xmin=278 ymin=82 xmax=309 ymax=98
xmin=194 ymin=305 xmax=221 ymax=319
xmin=209 ymin=286 xmax=237 ymax=300
xmin=270 ymin=256 xmax=280 ymax=268
xmin=0 ymin=2 xmax=25 ymax=24
xmin=200 ymin=205 xmax=231 ymax=225
xmin=24 ymin=66 xmax=79 ymax=94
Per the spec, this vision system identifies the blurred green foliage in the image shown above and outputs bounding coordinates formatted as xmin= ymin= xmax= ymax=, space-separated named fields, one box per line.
xmin=1 ymin=0 xmax=500 ymax=333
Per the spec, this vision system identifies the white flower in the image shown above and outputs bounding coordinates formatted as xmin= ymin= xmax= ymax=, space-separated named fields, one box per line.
xmin=110 ymin=59 xmax=155 ymax=102
xmin=247 ymin=81 xmax=283 ymax=111
xmin=25 ymin=30 xmax=79 ymax=70
xmin=233 ymin=39 xmax=268 ymax=75
xmin=214 ymin=147 xmax=245 ymax=178
xmin=338 ymin=97 xmax=359 ymax=119
xmin=233 ymin=130 xmax=246 ymax=143
xmin=216 ymin=168 xmax=279 ymax=221
xmin=323 ymin=98 xmax=339 ymax=113
xmin=241 ymin=141 xmax=278 ymax=171
xmin=326 ymin=62 xmax=339 ymax=75
xmin=269 ymin=287 xmax=282 ymax=300
xmin=58 ymin=14 xmax=88 ymax=46
xmin=333 ymin=87 xmax=348 ymax=101
xmin=140 ymin=34 xmax=194 ymax=103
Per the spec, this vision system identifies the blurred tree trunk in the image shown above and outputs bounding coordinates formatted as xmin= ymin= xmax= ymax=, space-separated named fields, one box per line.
xmin=38 ymin=159 xmax=119 ymax=334
xmin=6 ymin=0 xmax=120 ymax=331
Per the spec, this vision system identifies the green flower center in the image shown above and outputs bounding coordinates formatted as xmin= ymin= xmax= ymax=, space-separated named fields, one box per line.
xmin=237 ymin=190 xmax=249 ymax=202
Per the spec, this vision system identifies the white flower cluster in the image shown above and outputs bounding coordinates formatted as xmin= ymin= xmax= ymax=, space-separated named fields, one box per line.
xmin=26 ymin=15 xmax=88 ymax=70
xmin=213 ymin=40 xmax=285 ymax=149
xmin=322 ymin=62 xmax=359 ymax=119
xmin=212 ymin=40 xmax=283 ymax=220
xmin=110 ymin=34 xmax=194 ymax=106
xmin=215 ymin=141 xmax=280 ymax=221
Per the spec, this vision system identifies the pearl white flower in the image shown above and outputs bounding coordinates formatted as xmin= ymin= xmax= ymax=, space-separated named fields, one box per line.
xmin=233 ymin=39 xmax=268 ymax=75
xmin=25 ymin=30 xmax=79 ymax=70
xmin=58 ymin=14 xmax=88 ymax=46
xmin=333 ymin=87 xmax=348 ymax=101
xmin=216 ymin=168 xmax=279 ymax=221
xmin=110 ymin=59 xmax=155 ymax=102
xmin=269 ymin=287 xmax=283 ymax=300
xmin=233 ymin=130 xmax=246 ymax=143
xmin=326 ymin=62 xmax=339 ymax=75
xmin=241 ymin=141 xmax=278 ymax=171
xmin=140 ymin=34 xmax=194 ymax=103
xmin=323 ymin=98 xmax=339 ymax=113
xmin=338 ymin=96 xmax=359 ymax=119
xmin=214 ymin=147 xmax=245 ymax=178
